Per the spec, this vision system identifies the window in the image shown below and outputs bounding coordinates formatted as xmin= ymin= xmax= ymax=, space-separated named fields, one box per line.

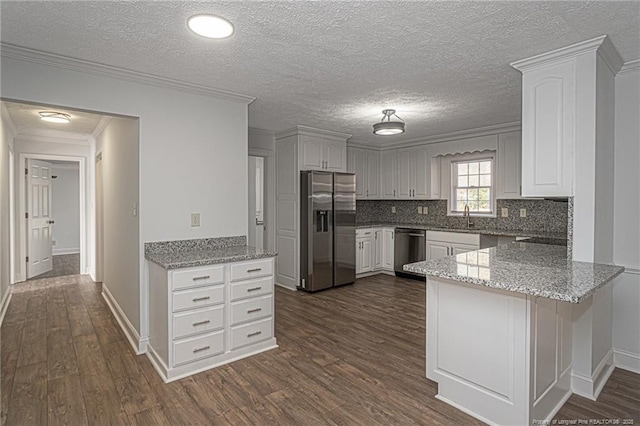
xmin=451 ymin=157 xmax=494 ymax=214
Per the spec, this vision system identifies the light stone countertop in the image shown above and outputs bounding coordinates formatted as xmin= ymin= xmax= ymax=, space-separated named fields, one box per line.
xmin=356 ymin=222 xmax=566 ymax=240
xmin=403 ymin=242 xmax=624 ymax=303
xmin=146 ymin=246 xmax=277 ymax=270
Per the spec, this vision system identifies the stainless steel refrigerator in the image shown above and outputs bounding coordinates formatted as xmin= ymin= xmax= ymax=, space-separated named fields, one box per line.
xmin=299 ymin=171 xmax=356 ymax=292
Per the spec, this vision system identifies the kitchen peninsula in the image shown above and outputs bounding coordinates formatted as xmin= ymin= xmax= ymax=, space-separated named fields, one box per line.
xmin=404 ymin=243 xmax=624 ymax=425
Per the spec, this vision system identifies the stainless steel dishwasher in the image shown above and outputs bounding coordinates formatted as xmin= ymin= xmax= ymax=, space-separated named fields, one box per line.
xmin=394 ymin=228 xmax=426 ymax=279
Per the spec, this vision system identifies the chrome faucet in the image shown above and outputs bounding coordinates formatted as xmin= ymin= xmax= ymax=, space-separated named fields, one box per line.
xmin=463 ymin=205 xmax=474 ymax=228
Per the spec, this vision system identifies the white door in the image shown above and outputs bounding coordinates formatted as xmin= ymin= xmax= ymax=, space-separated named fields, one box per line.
xmin=27 ymin=159 xmax=54 ymax=278
xmin=361 ymin=237 xmax=373 ymax=272
xmin=248 ymin=157 xmax=265 ymax=249
xmin=324 ymin=140 xmax=346 ymax=172
xmin=426 ymin=241 xmax=450 ymax=261
xmin=300 ymin=135 xmax=324 ymax=170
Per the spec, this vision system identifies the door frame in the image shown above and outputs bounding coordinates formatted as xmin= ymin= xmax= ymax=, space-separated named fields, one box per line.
xmin=18 ymin=153 xmax=86 ymax=282
xmin=248 ymin=148 xmax=275 ymax=251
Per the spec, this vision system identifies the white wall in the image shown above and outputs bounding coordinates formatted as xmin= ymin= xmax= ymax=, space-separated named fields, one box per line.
xmin=51 ymin=163 xmax=80 ymax=254
xmin=1 ymin=52 xmax=250 ymax=343
xmin=0 ymin=115 xmax=15 ymax=317
xmin=612 ymin=66 xmax=640 ymax=373
xmin=95 ymin=117 xmax=140 ymax=332
xmin=13 ymin=137 xmax=91 ymax=281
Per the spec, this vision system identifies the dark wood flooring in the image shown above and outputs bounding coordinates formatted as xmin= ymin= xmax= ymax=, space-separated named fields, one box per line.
xmin=1 ymin=273 xmax=639 ymax=425
xmin=27 ymin=254 xmax=80 ymax=281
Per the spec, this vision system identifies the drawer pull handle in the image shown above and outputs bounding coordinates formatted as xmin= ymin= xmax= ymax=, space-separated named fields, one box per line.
xmin=192 ymin=275 xmax=211 ymax=281
xmin=193 ymin=345 xmax=210 ymax=353
xmin=192 ymin=296 xmax=211 ymax=302
xmin=247 ymin=308 xmax=262 ymax=314
xmin=247 ymin=287 xmax=262 ymax=292
xmin=247 ymin=268 xmax=262 ymax=273
xmin=247 ymin=331 xmax=262 ymax=338
xmin=193 ymin=320 xmax=211 ymax=326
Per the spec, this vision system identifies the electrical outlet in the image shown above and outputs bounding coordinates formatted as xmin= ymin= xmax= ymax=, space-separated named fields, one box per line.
xmin=190 ymin=213 xmax=200 ymax=227
xmin=501 ymin=208 xmax=508 ymax=218
xmin=423 ymin=206 xmax=429 ymax=215
xmin=417 ymin=206 xmax=423 ymax=214
xmin=391 ymin=206 xmax=396 ymax=214
xmin=52 ymin=240 xmax=56 ymax=246
xmin=520 ymin=208 xmax=527 ymax=218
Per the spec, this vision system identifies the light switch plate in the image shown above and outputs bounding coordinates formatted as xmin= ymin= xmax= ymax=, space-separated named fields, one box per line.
xmin=423 ymin=206 xmax=429 ymax=215
xmin=417 ymin=206 xmax=423 ymax=214
xmin=501 ymin=208 xmax=508 ymax=218
xmin=520 ymin=208 xmax=527 ymax=218
xmin=391 ymin=206 xmax=396 ymax=214
xmin=191 ymin=213 xmax=200 ymax=227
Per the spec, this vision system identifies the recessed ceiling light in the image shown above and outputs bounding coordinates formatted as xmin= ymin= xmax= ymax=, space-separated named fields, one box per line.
xmin=39 ymin=111 xmax=71 ymax=124
xmin=187 ymin=14 xmax=234 ymax=39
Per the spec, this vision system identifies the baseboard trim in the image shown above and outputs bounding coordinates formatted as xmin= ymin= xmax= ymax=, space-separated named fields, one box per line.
xmin=102 ymin=285 xmax=148 ymax=355
xmin=434 ymin=394 xmax=498 ymax=426
xmin=614 ymin=349 xmax=640 ymax=374
xmin=571 ymin=349 xmax=614 ymax=400
xmin=275 ymin=282 xmax=297 ymax=291
xmin=53 ymin=247 xmax=80 ymax=256
xmin=0 ymin=290 xmax=12 ymax=327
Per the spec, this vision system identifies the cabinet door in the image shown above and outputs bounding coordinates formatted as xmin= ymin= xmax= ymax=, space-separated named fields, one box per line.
xmin=521 ymin=60 xmax=575 ymax=197
xmin=380 ymin=150 xmax=397 ymax=199
xmin=300 ymin=135 xmax=324 ymax=170
xmin=413 ymin=146 xmax=429 ymax=199
xmin=382 ymin=228 xmax=395 ymax=271
xmin=349 ymin=148 xmax=367 ymax=199
xmin=366 ymin=150 xmax=380 ymax=199
xmin=429 ymin=156 xmax=442 ymax=199
xmin=497 ymin=131 xmax=522 ymax=199
xmin=361 ymin=237 xmax=373 ymax=272
xmin=396 ymin=148 xmax=413 ymax=199
xmin=324 ymin=140 xmax=347 ymax=172
xmin=451 ymin=243 xmax=479 ymax=256
xmin=426 ymin=241 xmax=450 ymax=260
xmin=373 ymin=229 xmax=383 ymax=270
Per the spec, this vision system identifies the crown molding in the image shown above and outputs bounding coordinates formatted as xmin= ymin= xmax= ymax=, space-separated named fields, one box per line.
xmin=349 ymin=121 xmax=521 ymax=151
xmin=511 ymin=35 xmax=608 ymax=72
xmin=249 ymin=127 xmax=276 ymax=137
xmin=596 ymin=36 xmax=624 ymax=75
xmin=91 ymin=115 xmax=113 ymax=139
xmin=0 ymin=103 xmax=18 ymax=138
xmin=0 ymin=43 xmax=256 ymax=104
xmin=276 ymin=125 xmax=351 ymax=141
xmin=618 ymin=59 xmax=640 ymax=75
xmin=15 ymin=128 xmax=92 ymax=146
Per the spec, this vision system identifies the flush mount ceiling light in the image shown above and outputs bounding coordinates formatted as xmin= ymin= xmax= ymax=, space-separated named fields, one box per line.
xmin=373 ymin=109 xmax=405 ymax=136
xmin=187 ymin=14 xmax=234 ymax=39
xmin=39 ymin=111 xmax=71 ymax=124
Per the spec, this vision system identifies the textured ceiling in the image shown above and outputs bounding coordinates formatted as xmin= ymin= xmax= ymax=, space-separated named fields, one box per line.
xmin=1 ymin=1 xmax=639 ymax=145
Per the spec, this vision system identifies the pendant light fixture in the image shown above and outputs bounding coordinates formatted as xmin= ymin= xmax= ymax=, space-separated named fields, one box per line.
xmin=39 ymin=111 xmax=71 ymax=124
xmin=373 ymin=109 xmax=405 ymax=136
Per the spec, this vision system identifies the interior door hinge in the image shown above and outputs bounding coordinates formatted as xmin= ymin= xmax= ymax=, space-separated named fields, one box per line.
xmin=26 ymin=256 xmax=29 ymax=262
xmin=25 ymin=212 xmax=28 ymax=219
xmin=25 ymin=167 xmax=28 ymax=175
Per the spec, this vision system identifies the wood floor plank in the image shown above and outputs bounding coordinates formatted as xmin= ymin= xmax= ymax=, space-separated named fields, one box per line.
xmin=47 ymin=326 xmax=79 ymax=380
xmin=47 ymin=374 xmax=88 ymax=426
xmin=15 ymin=318 xmax=47 ymax=367
xmin=6 ymin=361 xmax=47 ymax=425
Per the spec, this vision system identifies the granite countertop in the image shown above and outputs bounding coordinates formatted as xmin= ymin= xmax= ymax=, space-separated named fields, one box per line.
xmin=403 ymin=243 xmax=624 ymax=303
xmin=356 ymin=222 xmax=566 ymax=240
xmin=146 ymin=246 xmax=277 ymax=270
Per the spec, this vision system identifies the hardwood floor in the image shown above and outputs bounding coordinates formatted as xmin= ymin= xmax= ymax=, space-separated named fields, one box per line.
xmin=1 ymin=273 xmax=639 ymax=425
xmin=27 ymin=254 xmax=80 ymax=281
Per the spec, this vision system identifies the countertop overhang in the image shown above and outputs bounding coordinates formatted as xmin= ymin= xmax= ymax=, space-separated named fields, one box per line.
xmin=403 ymin=242 xmax=624 ymax=303
xmin=146 ymin=245 xmax=277 ymax=270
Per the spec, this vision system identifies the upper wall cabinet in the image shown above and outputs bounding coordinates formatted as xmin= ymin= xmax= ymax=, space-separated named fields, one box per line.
xmin=496 ymin=131 xmax=522 ymax=199
xmin=511 ymin=36 xmax=622 ymax=198
xmin=347 ymin=147 xmax=379 ymax=199
xmin=378 ymin=146 xmax=440 ymax=200
xmin=300 ymin=134 xmax=347 ymax=172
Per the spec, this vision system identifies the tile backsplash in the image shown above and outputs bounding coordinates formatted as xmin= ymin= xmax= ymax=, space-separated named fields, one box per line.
xmin=356 ymin=199 xmax=568 ymax=234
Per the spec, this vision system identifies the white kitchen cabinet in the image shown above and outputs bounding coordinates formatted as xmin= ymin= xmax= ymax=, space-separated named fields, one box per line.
xmin=347 ymin=147 xmax=379 ymax=199
xmin=373 ymin=229 xmax=383 ymax=270
xmin=496 ymin=131 xmax=522 ymax=199
xmin=300 ymin=134 xmax=347 ymax=172
xmin=356 ymin=233 xmax=373 ymax=274
xmin=147 ymin=257 xmax=277 ymax=382
xmin=425 ymin=231 xmax=498 ymax=260
xmin=380 ymin=150 xmax=397 ymax=199
xmin=382 ymin=228 xmax=395 ymax=271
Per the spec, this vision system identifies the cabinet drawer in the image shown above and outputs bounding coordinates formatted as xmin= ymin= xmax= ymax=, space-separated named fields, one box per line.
xmin=172 ymin=285 xmax=224 ymax=312
xmin=231 ymin=277 xmax=273 ymax=301
xmin=172 ymin=265 xmax=225 ymax=290
xmin=173 ymin=330 xmax=225 ymax=366
xmin=173 ymin=305 xmax=225 ymax=340
xmin=230 ymin=317 xmax=273 ymax=350
xmin=231 ymin=295 xmax=273 ymax=325
xmin=426 ymin=230 xmax=480 ymax=246
xmin=356 ymin=228 xmax=373 ymax=238
xmin=229 ymin=259 xmax=273 ymax=282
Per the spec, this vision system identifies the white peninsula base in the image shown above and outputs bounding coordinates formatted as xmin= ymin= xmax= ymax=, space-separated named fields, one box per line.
xmin=426 ymin=277 xmax=573 ymax=425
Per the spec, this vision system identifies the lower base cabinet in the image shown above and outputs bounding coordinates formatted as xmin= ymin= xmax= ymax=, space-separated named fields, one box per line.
xmin=425 ymin=231 xmax=498 ymax=260
xmin=147 ymin=257 xmax=278 ymax=382
xmin=357 ymin=227 xmax=395 ymax=276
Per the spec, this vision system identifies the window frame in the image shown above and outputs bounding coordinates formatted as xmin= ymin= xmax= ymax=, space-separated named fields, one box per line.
xmin=446 ymin=151 xmax=496 ymax=217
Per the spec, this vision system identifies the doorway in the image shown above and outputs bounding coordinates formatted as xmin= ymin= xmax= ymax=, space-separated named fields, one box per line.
xmin=248 ymin=156 xmax=265 ymax=249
